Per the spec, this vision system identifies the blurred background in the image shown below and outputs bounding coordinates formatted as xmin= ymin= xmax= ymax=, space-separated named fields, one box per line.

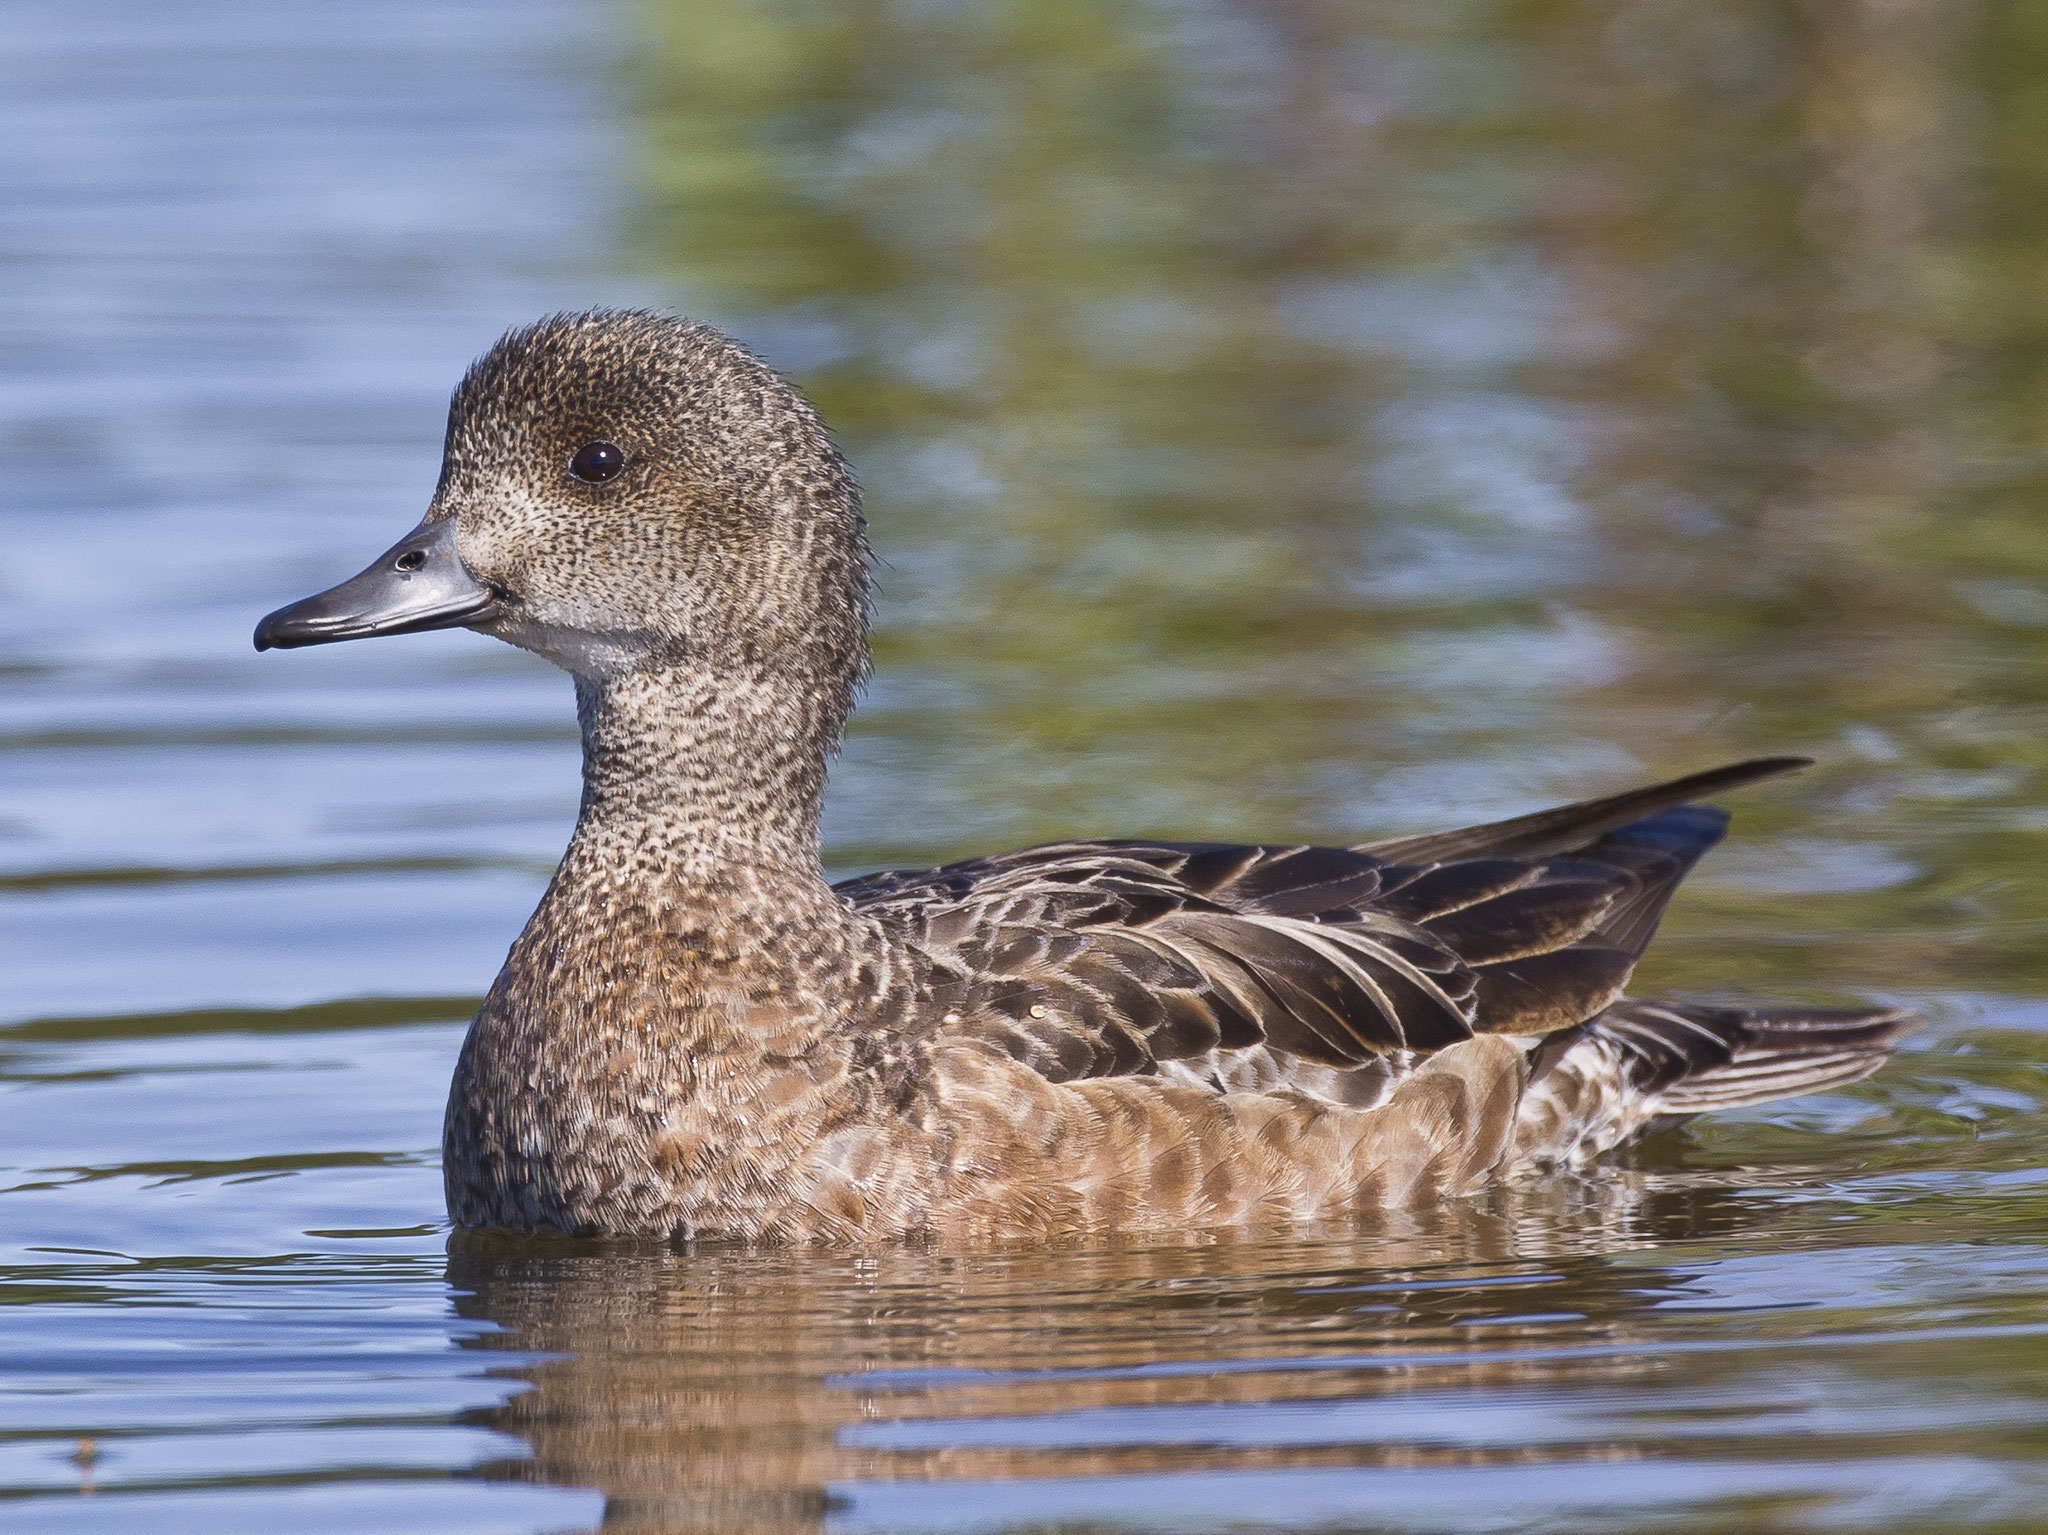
xmin=7 ymin=2 xmax=2048 ymax=1532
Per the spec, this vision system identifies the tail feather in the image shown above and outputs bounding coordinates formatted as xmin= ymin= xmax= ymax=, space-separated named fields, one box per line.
xmin=1512 ymin=998 xmax=1912 ymax=1168
xmin=1651 ymin=1005 xmax=1911 ymax=1114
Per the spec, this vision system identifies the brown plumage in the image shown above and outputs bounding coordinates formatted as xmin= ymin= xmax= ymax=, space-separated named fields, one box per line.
xmin=253 ymin=310 xmax=1910 ymax=1242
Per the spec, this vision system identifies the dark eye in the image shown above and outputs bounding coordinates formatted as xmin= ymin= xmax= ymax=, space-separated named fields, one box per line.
xmin=568 ymin=441 xmax=626 ymax=483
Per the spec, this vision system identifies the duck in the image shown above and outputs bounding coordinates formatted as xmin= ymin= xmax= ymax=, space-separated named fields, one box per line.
xmin=254 ymin=309 xmax=1909 ymax=1242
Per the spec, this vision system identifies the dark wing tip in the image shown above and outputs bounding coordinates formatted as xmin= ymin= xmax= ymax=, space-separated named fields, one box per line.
xmin=1358 ymin=755 xmax=1816 ymax=866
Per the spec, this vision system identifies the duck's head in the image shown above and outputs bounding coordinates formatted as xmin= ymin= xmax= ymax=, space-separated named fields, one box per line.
xmin=255 ymin=310 xmax=870 ymax=713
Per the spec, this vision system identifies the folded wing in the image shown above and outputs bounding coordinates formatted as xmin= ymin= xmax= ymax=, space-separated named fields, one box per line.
xmin=837 ymin=758 xmax=1804 ymax=1104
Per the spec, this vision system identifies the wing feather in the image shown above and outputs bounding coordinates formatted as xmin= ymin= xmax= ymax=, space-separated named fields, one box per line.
xmin=836 ymin=759 xmax=1805 ymax=1105
xmin=1357 ymin=757 xmax=1808 ymax=863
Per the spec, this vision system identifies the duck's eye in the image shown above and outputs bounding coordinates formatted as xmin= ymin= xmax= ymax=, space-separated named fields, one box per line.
xmin=568 ymin=441 xmax=626 ymax=484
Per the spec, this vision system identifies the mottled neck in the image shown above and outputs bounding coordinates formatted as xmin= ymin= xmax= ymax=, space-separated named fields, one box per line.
xmin=449 ymin=664 xmax=880 ymax=1236
xmin=564 ymin=664 xmax=840 ymax=908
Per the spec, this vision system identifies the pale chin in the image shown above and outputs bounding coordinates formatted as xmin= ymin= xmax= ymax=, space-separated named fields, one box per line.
xmin=480 ymin=611 xmax=662 ymax=681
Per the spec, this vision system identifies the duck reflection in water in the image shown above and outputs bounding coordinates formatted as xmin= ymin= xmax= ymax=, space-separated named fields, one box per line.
xmin=255 ymin=312 xmax=1907 ymax=1244
xmin=448 ymin=1173 xmax=1817 ymax=1535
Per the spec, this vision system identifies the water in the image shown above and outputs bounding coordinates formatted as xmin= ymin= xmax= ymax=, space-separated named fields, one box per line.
xmin=6 ymin=1 xmax=2048 ymax=1530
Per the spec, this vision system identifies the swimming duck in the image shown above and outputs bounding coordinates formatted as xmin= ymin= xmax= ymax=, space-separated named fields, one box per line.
xmin=255 ymin=310 xmax=1907 ymax=1241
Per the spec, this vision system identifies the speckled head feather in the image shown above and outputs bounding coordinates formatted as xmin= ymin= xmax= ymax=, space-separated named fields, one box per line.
xmin=254 ymin=309 xmax=1909 ymax=1243
xmin=440 ymin=310 xmax=870 ymax=742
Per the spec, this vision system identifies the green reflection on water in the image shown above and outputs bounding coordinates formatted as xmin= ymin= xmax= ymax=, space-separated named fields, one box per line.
xmin=624 ymin=0 xmax=2048 ymax=1015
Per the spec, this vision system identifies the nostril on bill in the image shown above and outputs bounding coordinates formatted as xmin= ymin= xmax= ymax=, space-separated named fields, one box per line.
xmin=394 ymin=550 xmax=426 ymax=572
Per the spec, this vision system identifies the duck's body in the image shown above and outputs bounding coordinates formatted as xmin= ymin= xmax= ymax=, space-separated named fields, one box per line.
xmin=439 ymin=757 xmax=1901 ymax=1241
xmin=257 ymin=311 xmax=1907 ymax=1242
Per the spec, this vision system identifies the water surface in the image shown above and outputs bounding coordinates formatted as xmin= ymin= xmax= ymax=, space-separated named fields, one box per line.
xmin=7 ymin=1 xmax=2048 ymax=1531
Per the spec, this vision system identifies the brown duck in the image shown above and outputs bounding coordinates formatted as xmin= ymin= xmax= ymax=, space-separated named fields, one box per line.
xmin=255 ymin=310 xmax=1908 ymax=1242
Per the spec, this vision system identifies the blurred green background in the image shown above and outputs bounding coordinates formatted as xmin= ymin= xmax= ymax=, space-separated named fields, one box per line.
xmin=620 ymin=0 xmax=2048 ymax=1010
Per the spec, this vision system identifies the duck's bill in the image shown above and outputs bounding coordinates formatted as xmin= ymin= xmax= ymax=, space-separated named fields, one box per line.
xmin=254 ymin=519 xmax=500 ymax=651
